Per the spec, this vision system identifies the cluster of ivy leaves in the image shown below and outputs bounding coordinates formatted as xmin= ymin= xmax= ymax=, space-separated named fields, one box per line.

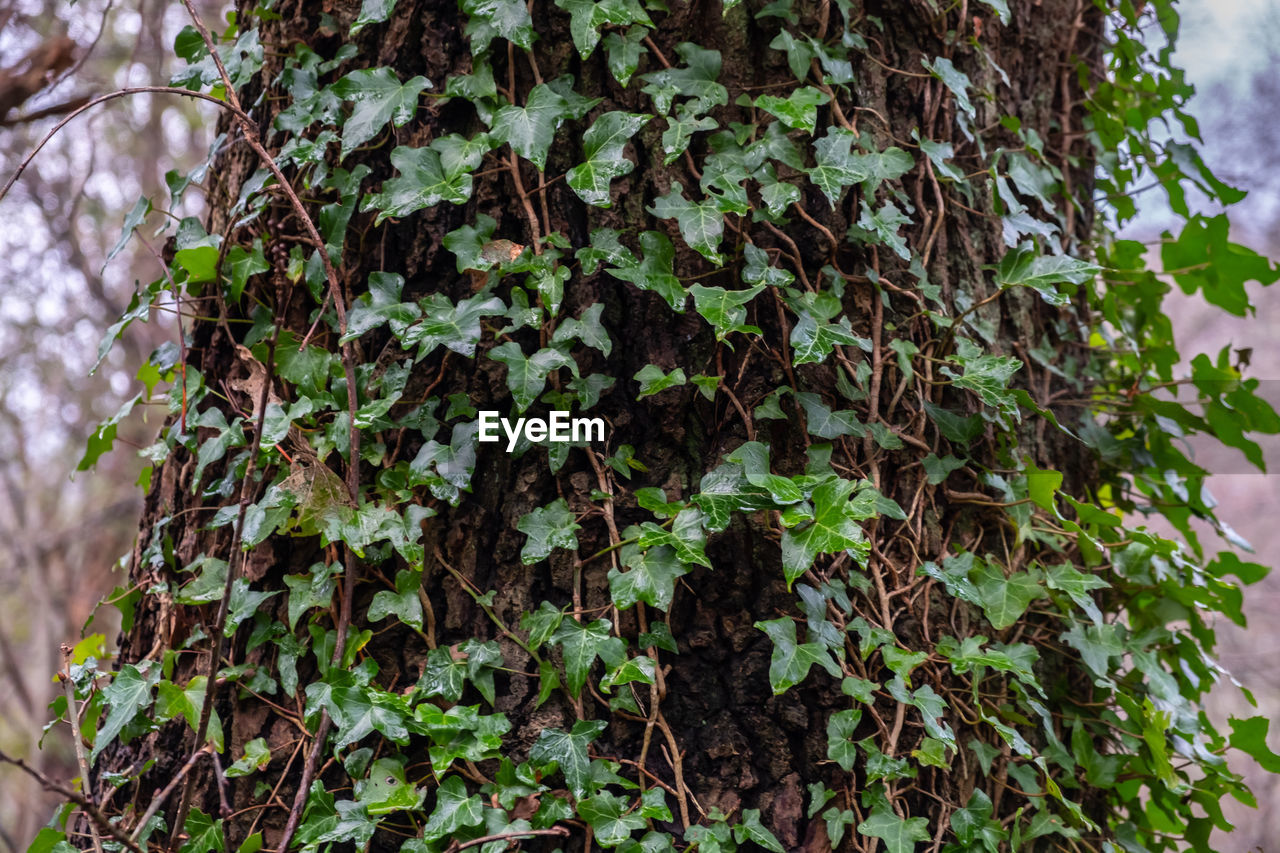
xmin=25 ymin=0 xmax=1280 ymax=852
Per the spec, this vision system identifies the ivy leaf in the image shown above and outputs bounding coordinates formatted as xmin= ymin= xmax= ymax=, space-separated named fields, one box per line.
xmin=923 ymin=454 xmax=965 ymax=485
xmin=951 ymin=789 xmax=1006 ymax=850
xmin=635 ymin=364 xmax=687 ymax=397
xmin=608 ymin=544 xmax=688 ymax=611
xmin=606 ymin=231 xmax=687 ymax=310
xmin=796 ymin=392 xmax=864 ymax=439
xmin=490 ymin=84 xmax=576 ymax=170
xmin=355 ymin=758 xmax=426 ymax=815
xmin=1060 ymin=620 xmax=1123 ymax=677
xmin=517 ymin=498 xmax=581 ymax=564
xmin=368 ymin=569 xmax=424 ymax=630
xmin=555 ymin=0 xmax=652 ymax=58
xmin=788 ymin=291 xmax=866 ymax=365
xmin=754 ymin=617 xmax=841 ymax=694
xmin=639 ymin=42 xmax=727 ymax=116
xmin=549 ymin=617 xmax=614 ymax=697
xmin=92 ymin=663 xmax=160 ymax=762
xmin=734 ymin=810 xmax=785 ymax=853
xmin=1045 ymin=562 xmax=1108 ymax=624
xmin=995 ymin=245 xmax=1099 ymax=306
xmin=781 ymin=478 xmax=867 ymax=586
xmin=363 ymin=134 xmax=490 ymax=224
xmin=330 ymin=68 xmax=431 ymax=159
xmin=603 ymin=26 xmax=646 ymax=86
xmin=416 ymin=647 xmax=466 ymax=702
xmin=808 ymin=128 xmax=865 ymax=205
xmin=826 ymin=708 xmax=862 ymax=771
xmin=488 ymin=342 xmax=577 ymax=412
xmin=552 ymin=302 xmax=612 ymax=356
xmin=648 ymin=182 xmax=724 ymax=263
xmin=755 ymin=87 xmax=829 ymax=133
xmin=529 ymin=719 xmax=609 ymax=799
xmin=941 ymin=339 xmax=1022 ymax=420
xmin=226 ymin=579 xmax=279 ymax=637
xmin=972 ymin=562 xmax=1044 ymax=630
xmin=225 ymin=737 xmax=271 ymax=778
xmin=662 ymin=108 xmax=718 ymax=165
xmin=849 ymin=200 xmax=912 ymax=260
xmin=690 ymin=284 xmax=764 ymax=341
xmin=461 ymin=0 xmax=535 ymax=52
xmin=857 ymin=805 xmax=930 ymax=853
xmin=327 ymin=685 xmax=411 ymax=749
xmin=922 ymin=56 xmax=975 ymax=120
xmin=180 ymin=810 xmax=225 ymax=853
xmin=1229 ymin=716 xmax=1280 ymax=773
xmin=351 ymin=0 xmax=397 ymax=34
xmin=567 ymin=112 xmax=650 ymax=207
xmin=401 ymin=292 xmax=506 ymax=359
xmin=422 ymin=776 xmax=485 ymax=841
xmin=579 ymin=792 xmax=648 ymax=847
xmin=107 ymin=196 xmax=151 ymax=264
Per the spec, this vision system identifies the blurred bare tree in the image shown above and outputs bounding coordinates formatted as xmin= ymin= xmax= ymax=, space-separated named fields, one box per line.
xmin=0 ymin=0 xmax=210 ymax=844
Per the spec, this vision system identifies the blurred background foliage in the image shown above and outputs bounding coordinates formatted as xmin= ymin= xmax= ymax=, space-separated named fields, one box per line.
xmin=0 ymin=0 xmax=1278 ymax=848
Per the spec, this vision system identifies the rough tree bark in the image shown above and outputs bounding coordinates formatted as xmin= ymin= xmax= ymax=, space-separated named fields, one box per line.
xmin=99 ymin=0 xmax=1105 ymax=849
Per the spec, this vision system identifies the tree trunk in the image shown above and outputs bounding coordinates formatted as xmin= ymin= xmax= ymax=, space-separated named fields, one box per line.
xmin=96 ymin=0 xmax=1114 ymax=850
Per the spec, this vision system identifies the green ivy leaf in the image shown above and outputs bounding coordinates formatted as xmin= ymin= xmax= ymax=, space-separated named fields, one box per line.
xmin=635 ymin=364 xmax=687 ymax=397
xmin=330 ymin=68 xmax=431 ymax=159
xmin=857 ymin=805 xmax=930 ymax=853
xmin=826 ymin=708 xmax=862 ymax=771
xmin=401 ymin=292 xmax=506 ymax=359
xmin=461 ymin=0 xmax=535 ymax=52
xmin=579 ymin=792 xmax=648 ymax=846
xmin=180 ymin=810 xmax=225 ymax=853
xmin=422 ymin=776 xmax=485 ymax=840
xmin=225 ymin=737 xmax=271 ymax=778
xmin=603 ymin=26 xmax=647 ymax=86
xmin=362 ymin=134 xmax=490 ymax=224
xmin=351 ymin=0 xmax=397 ymax=34
xmin=972 ymin=561 xmax=1044 ymax=630
xmin=780 ymin=478 xmax=867 ymax=586
xmin=555 ymin=0 xmax=652 ymax=58
xmin=488 ymin=342 xmax=577 ymax=412
xmin=734 ymin=810 xmax=785 ymax=853
xmin=91 ymin=663 xmax=160 ymax=762
xmin=490 ymin=84 xmax=579 ymax=170
xmin=639 ymin=42 xmax=727 ymax=116
xmin=754 ymin=617 xmax=841 ymax=694
xmin=755 ymin=87 xmax=830 ymax=133
xmin=649 ymin=182 xmax=724 ymax=263
xmin=369 ymin=569 xmax=424 ymax=630
xmin=549 ymin=617 xmax=614 ymax=697
xmin=355 ymin=758 xmax=426 ymax=815
xmin=606 ymin=231 xmax=687 ymax=310
xmin=517 ymin=498 xmax=581 ymax=564
xmin=567 ymin=111 xmax=650 ymax=207
xmin=690 ymin=283 xmax=764 ymax=341
xmin=609 ymin=544 xmax=688 ymax=611
xmin=529 ymin=719 xmax=608 ymax=799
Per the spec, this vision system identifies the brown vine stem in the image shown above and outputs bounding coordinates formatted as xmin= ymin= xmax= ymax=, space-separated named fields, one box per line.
xmin=169 ymin=4 xmax=366 ymax=849
xmin=0 ymin=749 xmax=146 ymax=853
xmin=132 ymin=746 xmax=212 ymax=841
xmin=58 ymin=645 xmax=103 ymax=853
xmin=449 ymin=827 xmax=569 ymax=852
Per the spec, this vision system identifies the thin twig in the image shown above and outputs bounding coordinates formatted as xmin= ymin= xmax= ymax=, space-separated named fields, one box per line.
xmin=448 ymin=827 xmax=570 ymax=852
xmin=132 ymin=747 xmax=211 ymax=841
xmin=0 ymin=750 xmax=146 ymax=853
xmin=59 ymin=645 xmax=103 ymax=853
xmin=0 ymin=86 xmax=253 ymax=205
